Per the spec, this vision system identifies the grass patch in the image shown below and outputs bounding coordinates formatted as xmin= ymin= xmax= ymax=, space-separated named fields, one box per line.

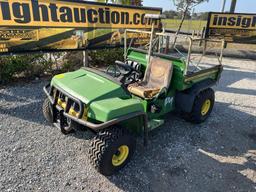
xmin=163 ymin=19 xmax=207 ymax=32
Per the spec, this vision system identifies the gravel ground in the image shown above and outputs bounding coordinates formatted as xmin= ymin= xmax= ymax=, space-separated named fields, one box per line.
xmin=0 ymin=57 xmax=256 ymax=192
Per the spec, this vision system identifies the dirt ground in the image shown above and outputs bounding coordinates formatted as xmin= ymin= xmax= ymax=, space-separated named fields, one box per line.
xmin=0 ymin=57 xmax=255 ymax=192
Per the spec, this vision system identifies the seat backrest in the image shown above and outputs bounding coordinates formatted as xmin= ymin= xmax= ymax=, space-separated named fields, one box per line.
xmin=143 ymin=57 xmax=173 ymax=89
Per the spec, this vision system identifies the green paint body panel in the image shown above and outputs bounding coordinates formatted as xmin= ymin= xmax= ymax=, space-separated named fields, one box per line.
xmin=88 ymin=97 xmax=144 ymax=122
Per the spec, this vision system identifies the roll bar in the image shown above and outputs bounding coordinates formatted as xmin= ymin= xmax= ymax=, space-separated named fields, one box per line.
xmin=124 ymin=29 xmax=225 ymax=75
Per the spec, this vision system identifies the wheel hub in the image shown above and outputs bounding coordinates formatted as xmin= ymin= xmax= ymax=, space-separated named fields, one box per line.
xmin=201 ymin=99 xmax=211 ymax=116
xmin=112 ymin=145 xmax=129 ymax=167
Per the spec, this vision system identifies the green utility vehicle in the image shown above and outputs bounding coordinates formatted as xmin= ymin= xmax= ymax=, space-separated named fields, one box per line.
xmin=43 ymin=15 xmax=224 ymax=176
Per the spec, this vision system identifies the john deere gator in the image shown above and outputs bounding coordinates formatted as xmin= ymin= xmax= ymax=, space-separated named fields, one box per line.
xmin=43 ymin=15 xmax=224 ymax=176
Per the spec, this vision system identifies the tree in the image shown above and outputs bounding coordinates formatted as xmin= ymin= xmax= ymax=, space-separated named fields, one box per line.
xmin=163 ymin=10 xmax=178 ymax=19
xmin=172 ymin=0 xmax=208 ymax=46
xmin=197 ymin=12 xmax=209 ymax=20
xmin=192 ymin=12 xmax=198 ymax=19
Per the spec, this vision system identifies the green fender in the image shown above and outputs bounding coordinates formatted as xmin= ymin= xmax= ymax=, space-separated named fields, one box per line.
xmin=88 ymin=97 xmax=145 ymax=134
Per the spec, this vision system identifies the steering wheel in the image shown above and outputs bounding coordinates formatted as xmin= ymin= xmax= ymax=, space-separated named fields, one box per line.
xmin=106 ymin=61 xmax=141 ymax=85
xmin=106 ymin=65 xmax=122 ymax=78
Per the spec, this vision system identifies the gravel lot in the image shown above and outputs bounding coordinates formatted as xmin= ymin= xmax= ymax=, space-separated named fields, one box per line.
xmin=0 ymin=57 xmax=255 ymax=192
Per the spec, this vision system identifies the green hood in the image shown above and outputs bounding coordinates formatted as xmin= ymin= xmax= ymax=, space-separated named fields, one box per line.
xmin=51 ymin=68 xmax=130 ymax=104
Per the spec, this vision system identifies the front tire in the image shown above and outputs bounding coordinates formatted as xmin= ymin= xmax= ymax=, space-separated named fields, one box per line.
xmin=42 ymin=98 xmax=79 ymax=133
xmin=42 ymin=98 xmax=53 ymax=123
xmin=185 ymin=88 xmax=215 ymax=124
xmin=89 ymin=127 xmax=136 ymax=176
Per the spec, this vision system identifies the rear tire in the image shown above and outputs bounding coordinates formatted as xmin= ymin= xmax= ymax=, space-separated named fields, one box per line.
xmin=89 ymin=127 xmax=136 ymax=176
xmin=185 ymin=88 xmax=215 ymax=124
